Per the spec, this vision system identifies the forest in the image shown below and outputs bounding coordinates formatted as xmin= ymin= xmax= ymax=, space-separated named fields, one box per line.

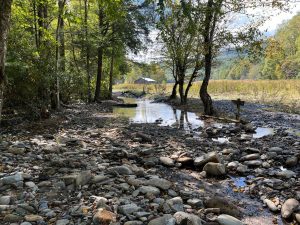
xmin=0 ymin=0 xmax=299 ymax=225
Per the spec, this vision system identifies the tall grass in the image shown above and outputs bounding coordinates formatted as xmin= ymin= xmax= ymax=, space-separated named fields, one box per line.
xmin=114 ymin=80 xmax=300 ymax=112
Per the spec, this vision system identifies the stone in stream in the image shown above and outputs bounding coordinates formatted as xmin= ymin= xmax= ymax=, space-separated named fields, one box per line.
xmin=0 ymin=195 xmax=12 ymax=205
xmin=281 ymin=198 xmax=299 ymax=219
xmin=107 ymin=165 xmax=133 ymax=175
xmin=216 ymin=214 xmax=243 ymax=225
xmin=118 ymin=203 xmax=140 ymax=215
xmin=148 ymin=214 xmax=175 ymax=225
xmin=269 ymin=147 xmax=283 ymax=152
xmin=75 ymin=170 xmax=92 ymax=186
xmin=124 ymin=221 xmax=143 ymax=225
xmin=203 ymin=163 xmax=226 ymax=176
xmin=173 ymin=211 xmax=202 ymax=225
xmin=263 ymin=199 xmax=279 ymax=212
xmin=160 ymin=156 xmax=175 ymax=167
xmin=24 ymin=214 xmax=44 ymax=222
xmin=2 ymin=172 xmax=23 ymax=185
xmin=194 ymin=152 xmax=221 ymax=167
xmin=240 ymin=153 xmax=260 ymax=161
xmin=204 ymin=197 xmax=241 ymax=218
xmin=56 ymin=219 xmax=70 ymax=225
xmin=139 ymin=186 xmax=161 ymax=196
xmin=177 ymin=156 xmax=194 ymax=167
xmin=3 ymin=214 xmax=23 ymax=222
xmin=146 ymin=178 xmax=172 ymax=190
xmin=165 ymin=197 xmax=184 ymax=212
xmin=276 ymin=170 xmax=296 ymax=179
xmin=243 ymin=160 xmax=262 ymax=167
xmin=93 ymin=209 xmax=117 ymax=225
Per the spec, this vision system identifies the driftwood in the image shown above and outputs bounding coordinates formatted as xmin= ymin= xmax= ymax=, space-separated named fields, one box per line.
xmin=113 ymin=103 xmax=138 ymax=108
xmin=200 ymin=114 xmax=242 ymax=123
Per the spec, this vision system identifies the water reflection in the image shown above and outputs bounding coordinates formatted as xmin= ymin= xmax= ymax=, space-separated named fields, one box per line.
xmin=113 ymin=98 xmax=204 ymax=131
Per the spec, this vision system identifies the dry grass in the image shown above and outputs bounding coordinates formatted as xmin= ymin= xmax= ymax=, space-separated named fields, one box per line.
xmin=114 ymin=80 xmax=300 ymax=113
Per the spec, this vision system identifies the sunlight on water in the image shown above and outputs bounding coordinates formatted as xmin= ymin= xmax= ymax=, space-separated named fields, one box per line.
xmin=113 ymin=98 xmax=204 ymax=131
xmin=253 ymin=127 xmax=274 ymax=138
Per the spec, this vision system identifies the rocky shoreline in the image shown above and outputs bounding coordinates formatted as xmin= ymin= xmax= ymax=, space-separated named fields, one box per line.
xmin=0 ymin=101 xmax=299 ymax=225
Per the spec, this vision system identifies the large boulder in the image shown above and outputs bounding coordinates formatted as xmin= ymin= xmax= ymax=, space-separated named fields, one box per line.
xmin=203 ymin=163 xmax=226 ymax=176
xmin=194 ymin=152 xmax=221 ymax=167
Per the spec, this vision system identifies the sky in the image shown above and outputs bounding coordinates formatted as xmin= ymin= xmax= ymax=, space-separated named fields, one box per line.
xmin=128 ymin=2 xmax=300 ymax=63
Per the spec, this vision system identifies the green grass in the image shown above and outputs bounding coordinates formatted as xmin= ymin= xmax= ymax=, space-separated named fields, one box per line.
xmin=114 ymin=80 xmax=300 ymax=113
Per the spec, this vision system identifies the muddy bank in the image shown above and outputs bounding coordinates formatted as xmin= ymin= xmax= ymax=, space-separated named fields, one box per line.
xmin=0 ymin=102 xmax=299 ymax=225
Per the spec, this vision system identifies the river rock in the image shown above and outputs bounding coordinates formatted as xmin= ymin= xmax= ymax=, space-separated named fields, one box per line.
xmin=240 ymin=153 xmax=260 ymax=161
xmin=285 ymin=156 xmax=298 ymax=167
xmin=3 ymin=214 xmax=23 ymax=222
xmin=108 ymin=165 xmax=133 ymax=175
xmin=2 ymin=172 xmax=23 ymax=185
xmin=118 ymin=203 xmax=140 ymax=215
xmin=93 ymin=209 xmax=116 ymax=225
xmin=269 ymin=147 xmax=283 ymax=152
xmin=147 ymin=178 xmax=172 ymax=190
xmin=173 ymin=211 xmax=202 ymax=225
xmin=281 ymin=198 xmax=299 ymax=219
xmin=204 ymin=197 xmax=240 ymax=218
xmin=194 ymin=152 xmax=221 ymax=167
xmin=264 ymin=199 xmax=279 ymax=212
xmin=216 ymin=214 xmax=243 ymax=225
xmin=139 ymin=185 xmax=160 ymax=196
xmin=0 ymin=195 xmax=12 ymax=205
xmin=295 ymin=214 xmax=300 ymax=223
xmin=165 ymin=197 xmax=184 ymax=212
xmin=243 ymin=160 xmax=262 ymax=166
xmin=24 ymin=214 xmax=43 ymax=222
xmin=76 ymin=170 xmax=92 ymax=186
xmin=160 ymin=157 xmax=175 ymax=167
xmin=124 ymin=221 xmax=143 ymax=225
xmin=203 ymin=163 xmax=226 ymax=176
xmin=276 ymin=170 xmax=296 ymax=179
xmin=56 ymin=219 xmax=70 ymax=225
xmin=148 ymin=214 xmax=175 ymax=225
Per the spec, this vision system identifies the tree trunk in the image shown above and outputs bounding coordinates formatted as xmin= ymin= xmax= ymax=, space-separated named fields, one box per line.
xmin=32 ymin=0 xmax=39 ymax=49
xmin=84 ymin=0 xmax=92 ymax=103
xmin=0 ymin=0 xmax=13 ymax=122
xmin=170 ymin=81 xmax=178 ymax=99
xmin=109 ymin=48 xmax=114 ymax=99
xmin=94 ymin=7 xmax=104 ymax=102
xmin=200 ymin=54 xmax=214 ymax=115
xmin=55 ymin=0 xmax=66 ymax=110
xmin=94 ymin=47 xmax=103 ymax=102
xmin=200 ymin=0 xmax=215 ymax=115
xmin=178 ymin=78 xmax=184 ymax=105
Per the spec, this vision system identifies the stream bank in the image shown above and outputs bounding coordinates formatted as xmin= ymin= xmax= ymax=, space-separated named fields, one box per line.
xmin=0 ymin=99 xmax=299 ymax=225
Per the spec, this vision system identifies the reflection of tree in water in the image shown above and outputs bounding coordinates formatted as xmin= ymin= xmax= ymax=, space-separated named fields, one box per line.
xmin=184 ymin=111 xmax=193 ymax=132
xmin=179 ymin=110 xmax=184 ymax=130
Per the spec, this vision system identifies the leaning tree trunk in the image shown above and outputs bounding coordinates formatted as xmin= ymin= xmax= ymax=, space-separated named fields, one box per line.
xmin=200 ymin=0 xmax=215 ymax=115
xmin=170 ymin=81 xmax=178 ymax=99
xmin=0 ymin=0 xmax=13 ymax=122
xmin=84 ymin=0 xmax=92 ymax=103
xmin=200 ymin=53 xmax=214 ymax=115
